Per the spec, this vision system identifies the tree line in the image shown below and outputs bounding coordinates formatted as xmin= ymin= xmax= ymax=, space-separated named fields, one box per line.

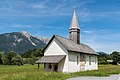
xmin=0 ymin=49 xmax=43 ymax=66
xmin=98 ymin=51 xmax=120 ymax=65
xmin=0 ymin=50 xmax=120 ymax=66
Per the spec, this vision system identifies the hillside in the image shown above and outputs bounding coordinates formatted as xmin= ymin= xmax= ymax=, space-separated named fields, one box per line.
xmin=0 ymin=31 xmax=46 ymax=53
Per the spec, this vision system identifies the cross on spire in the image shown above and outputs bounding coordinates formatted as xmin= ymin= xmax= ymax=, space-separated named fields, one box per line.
xmin=69 ymin=0 xmax=80 ymax=29
xmin=74 ymin=0 xmax=77 ymax=10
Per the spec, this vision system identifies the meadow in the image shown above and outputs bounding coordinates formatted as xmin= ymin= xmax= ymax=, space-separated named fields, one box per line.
xmin=0 ymin=64 xmax=120 ymax=80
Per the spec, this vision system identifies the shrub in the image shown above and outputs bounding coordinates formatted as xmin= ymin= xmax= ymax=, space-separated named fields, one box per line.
xmin=12 ymin=54 xmax=23 ymax=66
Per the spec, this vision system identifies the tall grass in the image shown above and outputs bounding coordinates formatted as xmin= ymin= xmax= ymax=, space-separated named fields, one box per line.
xmin=0 ymin=64 xmax=120 ymax=80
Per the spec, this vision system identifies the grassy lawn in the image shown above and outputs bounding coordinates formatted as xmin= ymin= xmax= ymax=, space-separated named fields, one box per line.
xmin=0 ymin=64 xmax=120 ymax=80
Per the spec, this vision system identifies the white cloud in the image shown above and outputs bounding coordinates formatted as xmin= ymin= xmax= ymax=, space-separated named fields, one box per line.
xmin=87 ymin=42 xmax=120 ymax=53
xmin=81 ymin=29 xmax=120 ymax=53
xmin=32 ymin=3 xmax=46 ymax=9
xmin=0 ymin=0 xmax=120 ymax=22
xmin=83 ymin=30 xmax=93 ymax=33
xmin=13 ymin=24 xmax=31 ymax=28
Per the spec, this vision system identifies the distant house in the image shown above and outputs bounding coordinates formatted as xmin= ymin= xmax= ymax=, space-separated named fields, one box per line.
xmin=36 ymin=7 xmax=98 ymax=73
xmin=107 ymin=60 xmax=113 ymax=63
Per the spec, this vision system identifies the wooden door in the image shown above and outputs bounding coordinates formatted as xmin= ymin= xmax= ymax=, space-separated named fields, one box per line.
xmin=80 ymin=54 xmax=85 ymax=71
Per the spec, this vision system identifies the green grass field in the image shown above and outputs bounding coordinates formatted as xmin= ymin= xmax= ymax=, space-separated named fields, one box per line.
xmin=0 ymin=64 xmax=120 ymax=80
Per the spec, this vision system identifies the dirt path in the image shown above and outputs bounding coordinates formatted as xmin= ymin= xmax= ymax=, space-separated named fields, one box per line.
xmin=67 ymin=74 xmax=120 ymax=80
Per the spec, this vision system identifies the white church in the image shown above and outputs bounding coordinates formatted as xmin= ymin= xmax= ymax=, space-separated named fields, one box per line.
xmin=36 ymin=5 xmax=98 ymax=73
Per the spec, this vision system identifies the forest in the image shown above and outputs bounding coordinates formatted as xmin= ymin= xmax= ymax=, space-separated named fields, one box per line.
xmin=0 ymin=49 xmax=43 ymax=65
xmin=0 ymin=50 xmax=120 ymax=66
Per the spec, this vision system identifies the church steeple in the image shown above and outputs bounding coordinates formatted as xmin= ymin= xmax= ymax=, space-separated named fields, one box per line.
xmin=69 ymin=1 xmax=80 ymax=44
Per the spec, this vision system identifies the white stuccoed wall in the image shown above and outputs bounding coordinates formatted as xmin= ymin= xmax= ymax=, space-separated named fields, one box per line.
xmin=68 ymin=52 xmax=80 ymax=72
xmin=58 ymin=55 xmax=69 ymax=72
xmin=68 ymin=52 xmax=98 ymax=72
xmin=44 ymin=38 xmax=69 ymax=72
xmin=85 ymin=55 xmax=98 ymax=70
xmin=44 ymin=38 xmax=67 ymax=56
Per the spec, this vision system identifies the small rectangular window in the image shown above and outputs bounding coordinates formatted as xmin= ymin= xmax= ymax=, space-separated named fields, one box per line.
xmin=85 ymin=55 xmax=86 ymax=64
xmin=89 ymin=56 xmax=91 ymax=65
xmin=95 ymin=57 xmax=96 ymax=64
xmin=77 ymin=56 xmax=79 ymax=65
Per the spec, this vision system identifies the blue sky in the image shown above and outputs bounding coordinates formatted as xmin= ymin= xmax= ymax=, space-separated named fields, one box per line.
xmin=0 ymin=0 xmax=120 ymax=53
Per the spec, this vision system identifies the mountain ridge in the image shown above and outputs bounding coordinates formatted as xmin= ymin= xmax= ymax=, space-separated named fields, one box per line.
xmin=0 ymin=31 xmax=47 ymax=53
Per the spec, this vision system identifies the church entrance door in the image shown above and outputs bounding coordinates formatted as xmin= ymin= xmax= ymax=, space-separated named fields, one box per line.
xmin=80 ymin=54 xmax=85 ymax=71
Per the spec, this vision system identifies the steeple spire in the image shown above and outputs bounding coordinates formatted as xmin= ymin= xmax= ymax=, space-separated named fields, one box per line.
xmin=70 ymin=0 xmax=80 ymax=29
xmin=69 ymin=8 xmax=80 ymax=29
xmin=69 ymin=0 xmax=80 ymax=44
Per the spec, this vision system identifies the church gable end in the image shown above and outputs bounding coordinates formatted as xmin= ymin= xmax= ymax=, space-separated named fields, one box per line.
xmin=44 ymin=36 xmax=68 ymax=56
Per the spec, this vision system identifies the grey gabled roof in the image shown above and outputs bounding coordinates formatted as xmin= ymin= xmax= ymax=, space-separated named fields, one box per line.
xmin=43 ymin=35 xmax=97 ymax=55
xmin=55 ymin=35 xmax=97 ymax=55
xmin=35 ymin=55 xmax=66 ymax=63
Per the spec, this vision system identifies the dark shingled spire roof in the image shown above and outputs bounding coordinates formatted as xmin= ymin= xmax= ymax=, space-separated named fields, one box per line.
xmin=69 ymin=0 xmax=80 ymax=29
xmin=43 ymin=35 xmax=97 ymax=55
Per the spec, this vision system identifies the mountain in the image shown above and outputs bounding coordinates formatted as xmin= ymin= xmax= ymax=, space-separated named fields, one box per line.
xmin=35 ymin=36 xmax=49 ymax=44
xmin=0 ymin=31 xmax=46 ymax=53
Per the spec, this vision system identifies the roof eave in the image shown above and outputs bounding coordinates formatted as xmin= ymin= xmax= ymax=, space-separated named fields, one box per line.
xmin=68 ymin=50 xmax=98 ymax=55
xmin=35 ymin=55 xmax=66 ymax=64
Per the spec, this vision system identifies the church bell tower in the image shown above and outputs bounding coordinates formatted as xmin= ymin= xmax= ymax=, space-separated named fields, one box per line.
xmin=69 ymin=1 xmax=80 ymax=44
